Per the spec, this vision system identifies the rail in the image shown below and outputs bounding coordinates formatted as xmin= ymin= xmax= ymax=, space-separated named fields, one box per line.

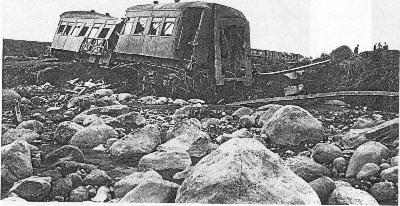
xmin=257 ymin=60 xmax=331 ymax=76
xmin=228 ymin=91 xmax=399 ymax=106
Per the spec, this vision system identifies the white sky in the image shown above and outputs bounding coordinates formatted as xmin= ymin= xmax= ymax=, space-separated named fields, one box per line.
xmin=1 ymin=0 xmax=399 ymax=57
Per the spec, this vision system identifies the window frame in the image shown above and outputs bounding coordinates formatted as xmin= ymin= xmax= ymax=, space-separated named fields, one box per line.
xmin=88 ymin=24 xmax=101 ymax=38
xmin=71 ymin=22 xmax=83 ymax=37
xmin=160 ymin=17 xmax=176 ymax=37
xmin=62 ymin=22 xmax=74 ymax=36
xmin=57 ymin=22 xmax=67 ymax=34
xmin=97 ymin=25 xmax=112 ymax=39
xmin=133 ymin=17 xmax=149 ymax=35
xmin=148 ymin=17 xmax=163 ymax=36
xmin=78 ymin=25 xmax=90 ymax=37
xmin=122 ymin=18 xmax=136 ymax=35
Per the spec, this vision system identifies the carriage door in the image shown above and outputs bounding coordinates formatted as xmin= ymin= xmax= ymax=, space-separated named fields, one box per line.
xmin=215 ymin=18 xmax=251 ymax=86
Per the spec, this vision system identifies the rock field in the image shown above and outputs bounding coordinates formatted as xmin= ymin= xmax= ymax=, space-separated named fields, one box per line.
xmin=1 ymin=76 xmax=398 ymax=204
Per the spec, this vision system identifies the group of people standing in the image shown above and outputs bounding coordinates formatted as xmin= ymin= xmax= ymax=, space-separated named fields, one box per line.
xmin=374 ymin=42 xmax=389 ymax=51
xmin=353 ymin=42 xmax=390 ymax=55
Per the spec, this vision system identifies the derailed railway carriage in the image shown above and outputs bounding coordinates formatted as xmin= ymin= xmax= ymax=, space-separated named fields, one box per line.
xmin=51 ymin=1 xmax=289 ymax=101
xmin=51 ymin=11 xmax=122 ymax=64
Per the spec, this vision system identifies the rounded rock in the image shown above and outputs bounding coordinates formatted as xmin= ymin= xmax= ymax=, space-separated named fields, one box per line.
xmin=311 ymin=143 xmax=342 ymax=164
xmin=369 ymin=181 xmax=397 ymax=202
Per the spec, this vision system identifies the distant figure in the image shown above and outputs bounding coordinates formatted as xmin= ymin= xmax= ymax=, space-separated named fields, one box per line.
xmin=383 ymin=42 xmax=389 ymax=50
xmin=377 ymin=42 xmax=383 ymax=50
xmin=354 ymin=44 xmax=359 ymax=54
xmin=373 ymin=44 xmax=377 ymax=51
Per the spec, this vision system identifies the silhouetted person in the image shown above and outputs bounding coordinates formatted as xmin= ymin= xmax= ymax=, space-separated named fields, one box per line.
xmin=373 ymin=44 xmax=377 ymax=51
xmin=377 ymin=42 xmax=383 ymax=50
xmin=354 ymin=44 xmax=359 ymax=54
xmin=383 ymin=42 xmax=389 ymax=50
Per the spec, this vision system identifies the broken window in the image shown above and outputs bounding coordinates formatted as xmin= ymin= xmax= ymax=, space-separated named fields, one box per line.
xmin=63 ymin=24 xmax=73 ymax=35
xmin=148 ymin=17 xmax=163 ymax=35
xmin=98 ymin=27 xmax=110 ymax=38
xmin=123 ymin=19 xmax=134 ymax=35
xmin=161 ymin=17 xmax=176 ymax=36
xmin=88 ymin=25 xmax=100 ymax=38
xmin=57 ymin=23 xmax=66 ymax=34
xmin=134 ymin=17 xmax=148 ymax=35
xmin=71 ymin=23 xmax=83 ymax=36
xmin=78 ymin=26 xmax=89 ymax=36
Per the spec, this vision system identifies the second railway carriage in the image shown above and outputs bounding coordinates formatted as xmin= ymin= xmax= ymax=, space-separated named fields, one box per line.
xmin=112 ymin=1 xmax=253 ymax=100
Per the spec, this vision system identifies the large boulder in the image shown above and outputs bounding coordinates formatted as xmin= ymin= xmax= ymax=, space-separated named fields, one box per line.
xmin=356 ymin=163 xmax=380 ymax=179
xmin=175 ymin=138 xmax=321 ymax=204
xmin=69 ymin=124 xmax=118 ymax=148
xmin=165 ymin=118 xmax=202 ymax=142
xmin=232 ymin=107 xmax=254 ymax=119
xmin=369 ymin=181 xmax=397 ymax=202
xmin=328 ymin=185 xmax=379 ymax=205
xmin=285 ymin=155 xmax=331 ymax=182
xmin=338 ymin=129 xmax=369 ymax=149
xmin=255 ymin=104 xmax=283 ymax=126
xmin=69 ymin=186 xmax=90 ymax=202
xmin=50 ymin=177 xmax=73 ymax=199
xmin=346 ymin=141 xmax=390 ymax=177
xmin=2 ymin=128 xmax=40 ymax=145
xmin=261 ymin=105 xmax=324 ymax=146
xmin=80 ymin=105 xmax=129 ymax=117
xmin=173 ymin=105 xmax=198 ymax=119
xmin=1 ymin=140 xmax=34 ymax=191
xmin=311 ymin=143 xmax=342 ymax=164
xmin=380 ymin=166 xmax=398 ymax=182
xmin=158 ymin=125 xmax=214 ymax=158
xmin=114 ymin=170 xmax=162 ymax=198
xmin=339 ymin=118 xmax=398 ymax=149
xmin=8 ymin=176 xmax=52 ymax=201
xmin=332 ymin=157 xmax=347 ymax=174
xmin=119 ymin=178 xmax=179 ymax=203
xmin=83 ymin=169 xmax=112 ymax=186
xmin=54 ymin=121 xmax=84 ymax=144
xmin=91 ymin=185 xmax=111 ymax=202
xmin=309 ymin=176 xmax=336 ymax=204
xmin=43 ymin=145 xmax=84 ymax=166
xmin=138 ymin=150 xmax=192 ymax=181
xmin=16 ymin=120 xmax=44 ymax=134
xmin=110 ymin=124 xmax=161 ymax=161
xmin=352 ymin=116 xmax=384 ymax=129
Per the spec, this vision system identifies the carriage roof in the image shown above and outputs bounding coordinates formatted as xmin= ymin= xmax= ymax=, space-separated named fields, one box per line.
xmin=60 ymin=11 xmax=118 ymax=20
xmin=126 ymin=1 xmax=246 ymax=19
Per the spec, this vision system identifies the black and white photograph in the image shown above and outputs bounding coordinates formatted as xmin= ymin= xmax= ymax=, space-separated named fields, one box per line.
xmin=1 ymin=0 xmax=399 ymax=204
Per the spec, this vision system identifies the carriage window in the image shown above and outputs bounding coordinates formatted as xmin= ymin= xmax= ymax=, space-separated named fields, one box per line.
xmin=88 ymin=25 xmax=100 ymax=38
xmin=123 ymin=21 xmax=134 ymax=35
xmin=161 ymin=17 xmax=176 ymax=36
xmin=148 ymin=17 xmax=163 ymax=35
xmin=63 ymin=24 xmax=73 ymax=35
xmin=134 ymin=17 xmax=148 ymax=34
xmin=98 ymin=27 xmax=110 ymax=38
xmin=71 ymin=23 xmax=83 ymax=36
xmin=78 ymin=26 xmax=89 ymax=36
xmin=57 ymin=24 xmax=66 ymax=34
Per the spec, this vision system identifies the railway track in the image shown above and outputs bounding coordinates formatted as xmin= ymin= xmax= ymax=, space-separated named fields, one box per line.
xmin=125 ymin=91 xmax=398 ymax=112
